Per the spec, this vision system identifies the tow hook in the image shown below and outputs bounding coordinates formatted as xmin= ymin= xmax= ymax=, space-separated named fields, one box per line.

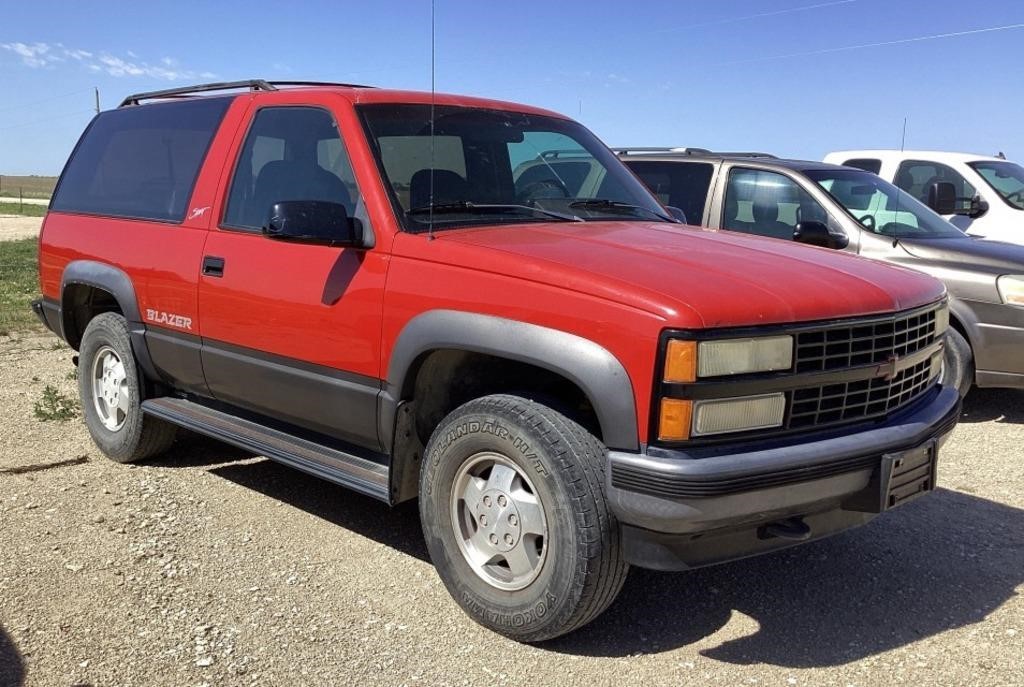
xmin=759 ymin=517 xmax=811 ymax=541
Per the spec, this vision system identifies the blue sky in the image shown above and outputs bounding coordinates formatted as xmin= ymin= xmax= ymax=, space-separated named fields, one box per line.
xmin=2 ymin=0 xmax=1023 ymax=175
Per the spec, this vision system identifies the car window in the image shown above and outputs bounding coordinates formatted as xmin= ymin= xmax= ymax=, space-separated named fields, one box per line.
xmin=722 ymin=168 xmax=827 ymax=240
xmin=893 ymin=160 xmax=975 ymax=210
xmin=810 ymin=169 xmax=965 ymax=239
xmin=51 ymin=97 xmax=231 ymax=222
xmin=842 ymin=158 xmax=882 ymax=175
xmin=358 ymin=104 xmax=670 ymax=231
xmin=969 ymin=160 xmax=1024 ymax=211
xmin=625 ymin=161 xmax=714 ymax=225
xmin=223 ymin=106 xmax=361 ymax=231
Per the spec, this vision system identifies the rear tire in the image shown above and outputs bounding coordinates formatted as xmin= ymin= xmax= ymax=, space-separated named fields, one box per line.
xmin=78 ymin=313 xmax=176 ymax=463
xmin=940 ymin=328 xmax=974 ymax=398
xmin=419 ymin=394 xmax=628 ymax=642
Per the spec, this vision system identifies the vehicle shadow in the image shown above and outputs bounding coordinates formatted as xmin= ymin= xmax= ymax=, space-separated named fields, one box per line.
xmin=958 ymin=387 xmax=1024 ymax=424
xmin=161 ymin=438 xmax=1022 ymax=666
xmin=210 ymin=458 xmax=428 ymax=562
xmin=147 ymin=431 xmax=259 ymax=469
xmin=544 ymin=487 xmax=1024 ymax=665
xmin=0 ymin=625 xmax=25 ymax=687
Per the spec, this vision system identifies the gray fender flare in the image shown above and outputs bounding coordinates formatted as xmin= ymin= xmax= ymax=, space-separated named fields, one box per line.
xmin=381 ymin=310 xmax=639 ymax=451
xmin=60 ymin=260 xmax=158 ymax=380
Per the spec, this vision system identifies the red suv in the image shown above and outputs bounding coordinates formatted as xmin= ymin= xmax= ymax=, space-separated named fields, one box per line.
xmin=34 ymin=80 xmax=960 ymax=641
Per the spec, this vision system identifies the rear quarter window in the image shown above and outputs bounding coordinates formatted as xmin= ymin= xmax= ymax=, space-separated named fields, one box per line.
xmin=842 ymin=158 xmax=882 ymax=175
xmin=51 ymin=97 xmax=231 ymax=222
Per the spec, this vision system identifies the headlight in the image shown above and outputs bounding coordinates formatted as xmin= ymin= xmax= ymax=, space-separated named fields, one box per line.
xmin=663 ymin=335 xmax=793 ymax=382
xmin=692 ymin=393 xmax=786 ymax=436
xmin=659 ymin=335 xmax=793 ymax=440
xmin=934 ymin=302 xmax=950 ymax=334
xmin=997 ymin=275 xmax=1024 ymax=307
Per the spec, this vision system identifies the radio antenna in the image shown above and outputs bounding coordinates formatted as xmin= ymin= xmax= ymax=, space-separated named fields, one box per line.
xmin=427 ymin=0 xmax=436 ymax=241
xmin=893 ymin=116 xmax=907 ymax=247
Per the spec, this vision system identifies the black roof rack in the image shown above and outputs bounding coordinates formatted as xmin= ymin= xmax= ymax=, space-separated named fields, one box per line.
xmin=118 ymin=79 xmax=374 ymax=108
xmin=612 ymin=147 xmax=777 ymax=159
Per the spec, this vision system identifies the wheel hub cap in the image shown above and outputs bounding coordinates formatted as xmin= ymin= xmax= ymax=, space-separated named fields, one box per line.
xmin=91 ymin=346 xmax=129 ymax=431
xmin=451 ymin=452 xmax=548 ymax=591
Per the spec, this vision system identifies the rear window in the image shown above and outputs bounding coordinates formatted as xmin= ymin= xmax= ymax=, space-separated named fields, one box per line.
xmin=842 ymin=158 xmax=882 ymax=175
xmin=51 ymin=97 xmax=231 ymax=222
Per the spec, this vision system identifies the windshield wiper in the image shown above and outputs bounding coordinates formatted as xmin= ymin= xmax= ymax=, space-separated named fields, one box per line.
xmin=407 ymin=201 xmax=581 ymax=222
xmin=568 ymin=199 xmax=673 ymax=222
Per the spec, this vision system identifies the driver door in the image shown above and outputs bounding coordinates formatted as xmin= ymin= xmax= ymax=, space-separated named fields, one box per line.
xmin=197 ymin=103 xmax=388 ymax=450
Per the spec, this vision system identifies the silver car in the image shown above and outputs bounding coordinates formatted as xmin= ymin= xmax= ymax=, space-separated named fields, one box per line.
xmin=614 ymin=150 xmax=1024 ymax=395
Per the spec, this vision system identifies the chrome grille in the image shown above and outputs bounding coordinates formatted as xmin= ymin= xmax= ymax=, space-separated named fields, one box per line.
xmin=794 ymin=308 xmax=937 ymax=373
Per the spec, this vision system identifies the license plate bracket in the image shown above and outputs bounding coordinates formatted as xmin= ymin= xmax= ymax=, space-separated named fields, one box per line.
xmin=844 ymin=439 xmax=938 ymax=513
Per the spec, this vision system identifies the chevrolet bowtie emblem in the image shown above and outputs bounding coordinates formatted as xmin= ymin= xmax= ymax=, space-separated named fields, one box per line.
xmin=877 ymin=354 xmax=900 ymax=382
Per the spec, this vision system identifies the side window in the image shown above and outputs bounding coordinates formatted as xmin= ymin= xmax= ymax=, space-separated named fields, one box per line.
xmin=51 ymin=97 xmax=231 ymax=222
xmin=723 ymin=168 xmax=827 ymax=240
xmin=894 ymin=160 xmax=976 ymax=207
xmin=842 ymin=158 xmax=882 ymax=175
xmin=224 ymin=107 xmax=361 ymax=230
xmin=627 ymin=161 xmax=713 ymax=225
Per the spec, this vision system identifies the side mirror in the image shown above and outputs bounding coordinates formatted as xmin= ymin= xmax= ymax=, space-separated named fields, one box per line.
xmin=927 ymin=181 xmax=957 ymax=215
xmin=793 ymin=220 xmax=849 ymax=250
xmin=262 ymin=201 xmax=363 ymax=247
xmin=964 ymin=193 xmax=989 ymax=219
xmin=665 ymin=205 xmax=688 ymax=224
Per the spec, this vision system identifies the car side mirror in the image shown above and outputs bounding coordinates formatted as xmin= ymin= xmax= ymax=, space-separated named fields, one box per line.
xmin=665 ymin=205 xmax=688 ymax=224
xmin=262 ymin=201 xmax=364 ymax=247
xmin=793 ymin=220 xmax=849 ymax=250
xmin=927 ymin=181 xmax=957 ymax=215
xmin=964 ymin=193 xmax=989 ymax=219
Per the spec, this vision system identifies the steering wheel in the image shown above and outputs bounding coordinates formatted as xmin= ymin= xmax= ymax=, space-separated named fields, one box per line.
xmin=516 ymin=178 xmax=570 ymax=204
xmin=1005 ymin=190 xmax=1024 ymax=205
xmin=858 ymin=214 xmax=876 ymax=232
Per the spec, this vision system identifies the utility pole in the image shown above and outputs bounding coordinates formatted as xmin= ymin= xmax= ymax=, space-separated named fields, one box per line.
xmin=94 ymin=87 xmax=100 ymax=114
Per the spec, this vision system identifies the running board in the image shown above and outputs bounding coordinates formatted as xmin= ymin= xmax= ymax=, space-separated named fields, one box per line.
xmin=142 ymin=397 xmax=390 ymax=502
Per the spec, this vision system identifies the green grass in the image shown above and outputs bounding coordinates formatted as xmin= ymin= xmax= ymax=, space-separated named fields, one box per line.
xmin=0 ymin=202 xmax=47 ymax=217
xmin=0 ymin=237 xmax=42 ymax=334
xmin=0 ymin=175 xmax=56 ymax=199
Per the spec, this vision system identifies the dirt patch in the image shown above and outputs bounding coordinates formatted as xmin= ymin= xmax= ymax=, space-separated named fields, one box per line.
xmin=0 ymin=216 xmax=42 ymax=242
xmin=1 ymin=334 xmax=1022 ymax=686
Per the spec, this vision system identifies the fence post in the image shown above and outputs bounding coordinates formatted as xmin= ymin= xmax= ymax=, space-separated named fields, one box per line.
xmin=20 ymin=187 xmax=24 ymax=214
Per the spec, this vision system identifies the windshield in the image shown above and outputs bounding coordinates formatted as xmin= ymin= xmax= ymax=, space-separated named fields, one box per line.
xmin=358 ymin=104 xmax=671 ymax=232
xmin=969 ymin=160 xmax=1024 ymax=210
xmin=806 ymin=168 xmax=966 ymax=239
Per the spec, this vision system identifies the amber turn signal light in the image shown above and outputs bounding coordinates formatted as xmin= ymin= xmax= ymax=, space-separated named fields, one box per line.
xmin=663 ymin=339 xmax=697 ymax=383
xmin=658 ymin=398 xmax=692 ymax=441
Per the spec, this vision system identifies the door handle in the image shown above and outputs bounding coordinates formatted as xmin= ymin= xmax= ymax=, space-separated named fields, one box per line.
xmin=202 ymin=256 xmax=225 ymax=277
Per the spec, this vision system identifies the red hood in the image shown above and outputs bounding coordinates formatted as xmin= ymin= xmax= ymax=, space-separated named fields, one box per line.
xmin=433 ymin=222 xmax=946 ymax=328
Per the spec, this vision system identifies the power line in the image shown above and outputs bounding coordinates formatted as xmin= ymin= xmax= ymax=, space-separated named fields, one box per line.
xmin=0 ymin=88 xmax=94 ymax=114
xmin=657 ymin=0 xmax=857 ymax=32
xmin=0 ymin=109 xmax=95 ymax=132
xmin=716 ymin=21 xmax=1024 ymax=65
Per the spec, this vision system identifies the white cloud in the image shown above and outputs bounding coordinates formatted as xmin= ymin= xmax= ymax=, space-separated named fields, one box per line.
xmin=1 ymin=40 xmax=213 ymax=80
xmin=2 ymin=41 xmax=59 ymax=68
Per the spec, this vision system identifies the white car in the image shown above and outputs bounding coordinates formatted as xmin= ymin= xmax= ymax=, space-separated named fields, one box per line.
xmin=824 ymin=150 xmax=1024 ymax=245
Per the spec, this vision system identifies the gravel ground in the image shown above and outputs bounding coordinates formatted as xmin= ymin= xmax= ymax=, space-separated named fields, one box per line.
xmin=1 ymin=330 xmax=1021 ymax=687
xmin=0 ymin=217 xmax=42 ymax=242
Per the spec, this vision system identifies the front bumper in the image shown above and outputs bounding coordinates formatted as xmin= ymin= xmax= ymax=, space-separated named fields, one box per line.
xmin=608 ymin=384 xmax=961 ymax=570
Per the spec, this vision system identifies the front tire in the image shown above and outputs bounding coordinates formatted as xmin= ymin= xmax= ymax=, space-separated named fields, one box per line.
xmin=419 ymin=394 xmax=628 ymax=642
xmin=78 ymin=312 xmax=176 ymax=463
